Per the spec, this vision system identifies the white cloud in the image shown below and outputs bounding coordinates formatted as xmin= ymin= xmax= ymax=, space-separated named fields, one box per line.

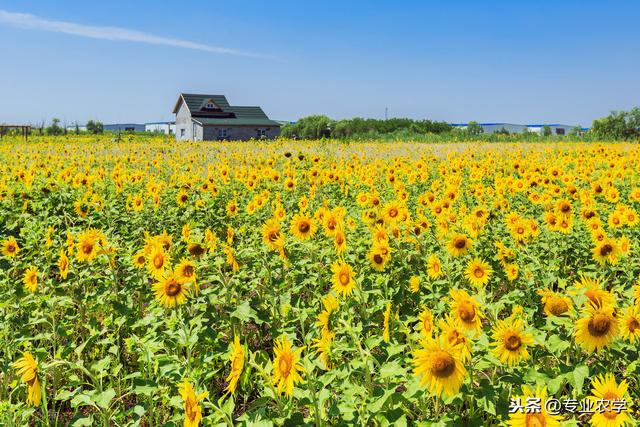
xmin=0 ymin=9 xmax=270 ymax=58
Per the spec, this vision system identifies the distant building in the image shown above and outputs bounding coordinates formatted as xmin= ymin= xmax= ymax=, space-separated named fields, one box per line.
xmin=66 ymin=124 xmax=88 ymax=132
xmin=525 ymin=124 xmax=580 ymax=136
xmin=145 ymin=121 xmax=176 ymax=135
xmin=173 ymin=93 xmax=280 ymax=141
xmin=451 ymin=122 xmax=583 ymax=135
xmin=104 ymin=123 xmax=145 ymax=132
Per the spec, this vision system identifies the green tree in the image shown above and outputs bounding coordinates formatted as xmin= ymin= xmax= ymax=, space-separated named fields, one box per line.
xmin=466 ymin=121 xmax=483 ymax=135
xmin=86 ymin=120 xmax=104 ymax=135
xmin=590 ymin=108 xmax=640 ymax=140
xmin=46 ymin=118 xmax=63 ymax=136
xmin=569 ymin=126 xmax=582 ymax=136
xmin=541 ymin=125 xmax=552 ymax=136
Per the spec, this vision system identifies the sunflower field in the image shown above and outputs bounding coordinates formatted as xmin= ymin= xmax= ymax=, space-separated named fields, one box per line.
xmin=1 ymin=136 xmax=640 ymax=426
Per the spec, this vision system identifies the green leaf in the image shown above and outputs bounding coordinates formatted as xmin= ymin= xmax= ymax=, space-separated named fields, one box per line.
xmin=570 ymin=364 xmax=589 ymax=392
xmin=94 ymin=388 xmax=116 ymax=409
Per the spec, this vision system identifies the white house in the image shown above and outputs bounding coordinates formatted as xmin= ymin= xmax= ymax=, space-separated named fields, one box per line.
xmin=145 ymin=121 xmax=176 ymax=135
xmin=451 ymin=122 xmax=583 ymax=135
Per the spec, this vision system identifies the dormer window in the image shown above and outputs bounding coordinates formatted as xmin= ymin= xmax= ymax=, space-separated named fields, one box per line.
xmin=206 ymin=102 xmax=215 ymax=109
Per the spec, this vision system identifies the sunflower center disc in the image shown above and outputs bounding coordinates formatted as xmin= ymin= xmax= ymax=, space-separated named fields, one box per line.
xmin=588 ymin=313 xmax=611 ymax=337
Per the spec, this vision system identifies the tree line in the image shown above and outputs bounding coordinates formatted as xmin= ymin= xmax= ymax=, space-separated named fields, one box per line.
xmin=281 ymin=108 xmax=640 ymax=141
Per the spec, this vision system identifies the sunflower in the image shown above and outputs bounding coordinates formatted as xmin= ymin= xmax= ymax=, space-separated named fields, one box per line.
xmin=23 ymin=266 xmax=38 ymax=293
xmin=333 ymin=227 xmax=347 ymax=254
xmin=382 ymin=200 xmax=404 ymax=224
xmin=438 ymin=315 xmax=472 ymax=362
xmin=148 ymin=246 xmax=168 ymax=279
xmin=179 ymin=380 xmax=208 ymax=427
xmin=426 ymin=254 xmax=444 ymax=279
xmin=412 ymin=334 xmax=467 ymax=399
xmin=507 ymin=385 xmax=562 ymax=427
xmin=368 ymin=241 xmax=390 ymax=271
xmin=58 ymin=251 xmax=69 ymax=279
xmin=537 ymin=289 xmax=572 ymax=317
xmin=272 ymin=336 xmax=304 ymax=396
xmin=587 ymin=373 xmax=632 ymax=427
xmin=313 ymin=329 xmax=335 ymax=370
xmin=176 ymin=189 xmax=188 ymax=206
xmin=225 ymin=336 xmax=244 ymax=394
xmin=449 ymin=289 xmax=484 ymax=336
xmin=290 ymin=213 xmax=317 ymax=240
xmin=416 ymin=307 xmax=434 ymax=337
xmin=1 ymin=236 xmax=20 ymax=257
xmin=447 ymin=233 xmax=472 ymax=257
xmin=75 ymin=229 xmax=100 ymax=263
xmin=331 ymin=260 xmax=356 ymax=298
xmin=620 ymin=305 xmax=640 ymax=344
xmin=406 ymin=276 xmax=420 ymax=293
xmin=175 ymin=259 xmax=196 ymax=283
xmin=383 ymin=302 xmax=392 ymax=342
xmin=574 ymin=275 xmax=616 ymax=309
xmin=152 ymin=273 xmax=189 ymax=308
xmin=464 ymin=257 xmax=492 ymax=288
xmin=132 ymin=250 xmax=146 ymax=269
xmin=575 ymin=304 xmax=619 ymax=353
xmin=592 ymin=238 xmax=620 ymax=265
xmin=504 ymin=263 xmax=519 ymax=281
xmin=491 ymin=317 xmax=534 ymax=367
xmin=13 ymin=352 xmax=41 ymax=406
xmin=262 ymin=218 xmax=284 ymax=252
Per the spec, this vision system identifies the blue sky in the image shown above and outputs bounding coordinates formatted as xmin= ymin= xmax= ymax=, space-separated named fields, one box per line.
xmin=0 ymin=0 xmax=639 ymax=126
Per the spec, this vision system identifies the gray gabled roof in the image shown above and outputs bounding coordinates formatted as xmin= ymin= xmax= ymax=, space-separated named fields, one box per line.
xmin=173 ymin=93 xmax=280 ymax=127
xmin=173 ymin=94 xmax=231 ymax=113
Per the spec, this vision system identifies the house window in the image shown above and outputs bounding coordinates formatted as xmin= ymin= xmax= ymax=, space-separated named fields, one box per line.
xmin=206 ymin=103 xmax=215 ymax=109
xmin=180 ymin=129 xmax=185 ymax=138
xmin=257 ymin=129 xmax=267 ymax=138
xmin=218 ymin=128 xmax=228 ymax=139
xmin=555 ymin=128 xmax=565 ymax=135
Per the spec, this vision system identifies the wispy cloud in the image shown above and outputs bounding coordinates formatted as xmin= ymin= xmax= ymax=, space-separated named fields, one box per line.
xmin=0 ymin=9 xmax=270 ymax=58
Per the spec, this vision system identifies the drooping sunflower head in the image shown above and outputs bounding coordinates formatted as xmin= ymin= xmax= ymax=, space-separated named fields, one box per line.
xmin=225 ymin=336 xmax=245 ymax=394
xmin=179 ymin=380 xmax=208 ymax=427
xmin=573 ymin=275 xmax=616 ymax=309
xmin=58 ymin=251 xmax=70 ymax=279
xmin=12 ymin=352 xmax=41 ymax=406
xmin=537 ymin=289 xmax=573 ymax=317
